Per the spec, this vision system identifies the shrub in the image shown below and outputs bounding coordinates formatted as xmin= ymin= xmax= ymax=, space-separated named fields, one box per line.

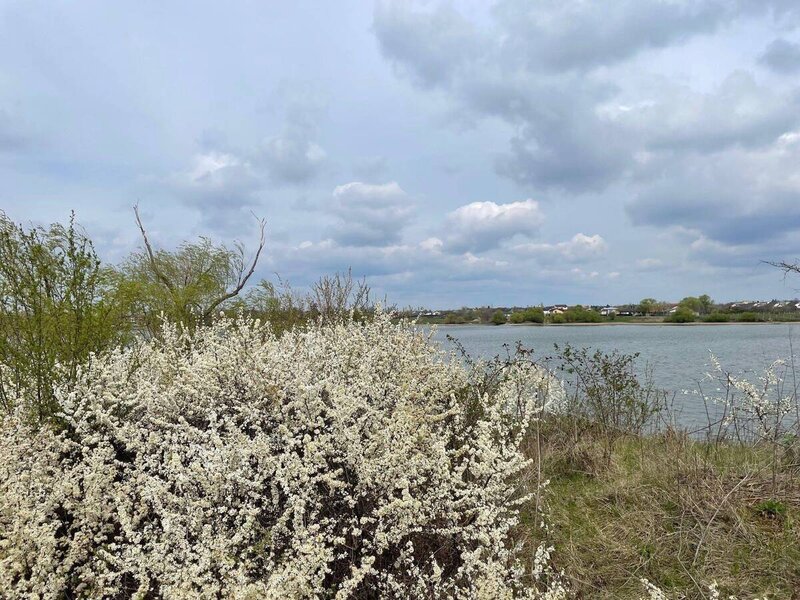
xmin=737 ymin=311 xmax=760 ymax=322
xmin=665 ymin=307 xmax=695 ymax=323
xmin=0 ymin=212 xmax=128 ymax=422
xmin=703 ymin=312 xmax=729 ymax=323
xmin=0 ymin=314 xmax=566 ymax=598
xmin=561 ymin=307 xmax=602 ymax=323
xmin=491 ymin=309 xmax=507 ymax=325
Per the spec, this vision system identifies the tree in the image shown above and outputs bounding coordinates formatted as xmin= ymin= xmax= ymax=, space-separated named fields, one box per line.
xmin=117 ymin=206 xmax=265 ymax=335
xmin=638 ymin=298 xmax=658 ymax=315
xmin=677 ymin=296 xmax=702 ymax=313
xmin=0 ymin=212 xmax=128 ymax=421
xmin=698 ymin=294 xmax=713 ymax=314
xmin=307 ymin=268 xmax=373 ymax=322
xmin=491 ymin=309 xmax=507 ymax=325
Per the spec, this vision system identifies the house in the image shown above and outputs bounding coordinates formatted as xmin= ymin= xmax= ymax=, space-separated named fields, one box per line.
xmin=599 ymin=306 xmax=618 ymax=316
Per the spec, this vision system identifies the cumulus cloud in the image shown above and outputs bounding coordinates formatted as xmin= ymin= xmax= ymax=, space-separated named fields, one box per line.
xmin=444 ymin=199 xmax=544 ymax=252
xmin=514 ymin=233 xmax=608 ymax=262
xmin=760 ymin=38 xmax=800 ymax=74
xmin=327 ymin=181 xmax=414 ymax=247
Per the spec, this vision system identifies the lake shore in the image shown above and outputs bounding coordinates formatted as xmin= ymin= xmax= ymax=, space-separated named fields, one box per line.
xmin=434 ymin=320 xmax=792 ymax=326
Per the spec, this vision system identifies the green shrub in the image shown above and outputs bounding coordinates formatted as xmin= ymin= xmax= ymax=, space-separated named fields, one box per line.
xmin=703 ymin=312 xmax=729 ymax=323
xmin=666 ymin=307 xmax=696 ymax=323
xmin=0 ymin=212 xmax=129 ymax=422
xmin=737 ymin=311 xmax=761 ymax=322
xmin=491 ymin=309 xmax=507 ymax=325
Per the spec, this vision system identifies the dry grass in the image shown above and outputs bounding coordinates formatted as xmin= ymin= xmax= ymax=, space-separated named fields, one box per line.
xmin=519 ymin=420 xmax=800 ymax=598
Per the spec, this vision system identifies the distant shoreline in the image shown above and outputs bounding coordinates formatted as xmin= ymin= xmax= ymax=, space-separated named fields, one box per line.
xmin=433 ymin=320 xmax=795 ymax=327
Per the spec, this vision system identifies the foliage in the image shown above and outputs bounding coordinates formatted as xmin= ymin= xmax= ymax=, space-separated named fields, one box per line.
xmin=698 ymin=294 xmax=714 ymax=314
xmin=491 ymin=309 xmax=507 ymax=325
xmin=0 ymin=314 xmax=567 ymax=599
xmin=676 ymin=296 xmax=702 ymax=313
xmin=510 ymin=308 xmax=544 ymax=324
xmin=551 ymin=344 xmax=665 ymax=459
xmin=444 ymin=312 xmax=467 ymax=324
xmin=114 ymin=207 xmax=265 ymax=336
xmin=242 ymin=277 xmax=309 ymax=334
xmin=665 ymin=307 xmax=696 ymax=323
xmin=559 ymin=307 xmax=602 ymax=323
xmin=703 ymin=312 xmax=729 ymax=323
xmin=307 ymin=268 xmax=374 ymax=323
xmin=0 ymin=212 xmax=128 ymax=422
xmin=637 ymin=298 xmax=660 ymax=315
xmin=736 ymin=312 xmax=761 ymax=322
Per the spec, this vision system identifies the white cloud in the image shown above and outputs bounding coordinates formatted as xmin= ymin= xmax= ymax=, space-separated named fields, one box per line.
xmin=514 ymin=233 xmax=608 ymax=262
xmin=445 ymin=199 xmax=544 ymax=252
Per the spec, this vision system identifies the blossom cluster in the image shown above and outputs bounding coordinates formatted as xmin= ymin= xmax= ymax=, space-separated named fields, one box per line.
xmin=0 ymin=314 xmax=566 ymax=599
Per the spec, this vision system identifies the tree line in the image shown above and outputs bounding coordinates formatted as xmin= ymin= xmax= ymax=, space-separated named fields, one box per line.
xmin=0 ymin=209 xmax=371 ymax=423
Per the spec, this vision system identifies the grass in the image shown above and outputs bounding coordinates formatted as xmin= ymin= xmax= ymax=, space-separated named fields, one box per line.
xmin=519 ymin=422 xmax=800 ymax=598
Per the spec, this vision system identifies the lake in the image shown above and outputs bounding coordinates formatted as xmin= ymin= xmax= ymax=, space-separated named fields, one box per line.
xmin=429 ymin=323 xmax=800 ymax=429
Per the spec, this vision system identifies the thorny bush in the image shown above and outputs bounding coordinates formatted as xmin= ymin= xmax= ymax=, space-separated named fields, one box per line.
xmin=0 ymin=313 xmax=566 ymax=599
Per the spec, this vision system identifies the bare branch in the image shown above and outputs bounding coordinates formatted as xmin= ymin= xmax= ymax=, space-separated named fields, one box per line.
xmin=202 ymin=217 xmax=266 ymax=318
xmin=765 ymin=259 xmax=800 ymax=275
xmin=133 ymin=204 xmax=176 ymax=294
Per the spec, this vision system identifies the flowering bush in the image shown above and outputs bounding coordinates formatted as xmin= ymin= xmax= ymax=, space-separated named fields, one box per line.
xmin=0 ymin=314 xmax=566 ymax=599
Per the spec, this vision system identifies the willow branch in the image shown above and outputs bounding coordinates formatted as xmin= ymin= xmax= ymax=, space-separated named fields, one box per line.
xmin=202 ymin=217 xmax=266 ymax=318
xmin=133 ymin=204 xmax=176 ymax=294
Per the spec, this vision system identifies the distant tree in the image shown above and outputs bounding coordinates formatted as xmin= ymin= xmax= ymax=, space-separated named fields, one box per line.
xmin=677 ymin=296 xmax=702 ymax=313
xmin=698 ymin=294 xmax=713 ymax=314
xmin=491 ymin=309 xmax=507 ymax=325
xmin=444 ymin=312 xmax=465 ymax=324
xmin=638 ymin=298 xmax=658 ymax=315
xmin=522 ymin=307 xmax=545 ymax=323
xmin=509 ymin=307 xmax=544 ymax=324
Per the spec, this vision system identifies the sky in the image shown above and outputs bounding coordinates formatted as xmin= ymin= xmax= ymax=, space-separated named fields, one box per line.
xmin=2 ymin=0 xmax=800 ymax=308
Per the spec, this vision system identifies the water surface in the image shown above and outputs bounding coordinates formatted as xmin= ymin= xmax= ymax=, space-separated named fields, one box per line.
xmin=429 ymin=323 xmax=800 ymax=428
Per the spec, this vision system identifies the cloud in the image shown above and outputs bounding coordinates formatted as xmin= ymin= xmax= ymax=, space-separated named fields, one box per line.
xmin=636 ymin=258 xmax=664 ymax=271
xmin=256 ymin=86 xmax=328 ymax=185
xmin=514 ymin=233 xmax=608 ymax=262
xmin=444 ymin=199 xmax=544 ymax=252
xmin=374 ymin=1 xmax=800 ymax=193
xmin=327 ymin=181 xmax=414 ymax=247
xmin=626 ymin=131 xmax=800 ymax=245
xmin=352 ymin=155 xmax=388 ymax=181
xmin=0 ymin=109 xmax=31 ymax=152
xmin=490 ymin=0 xmax=733 ymax=72
xmin=260 ymin=136 xmax=326 ymax=184
xmin=373 ymin=1 xmax=481 ymax=88
xmin=168 ymin=151 xmax=262 ymax=231
xmin=760 ymin=38 xmax=800 ymax=74
xmin=616 ymin=71 xmax=800 ymax=153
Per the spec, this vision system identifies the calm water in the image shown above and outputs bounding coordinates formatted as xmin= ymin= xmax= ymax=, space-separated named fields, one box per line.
xmin=429 ymin=323 xmax=800 ymax=428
